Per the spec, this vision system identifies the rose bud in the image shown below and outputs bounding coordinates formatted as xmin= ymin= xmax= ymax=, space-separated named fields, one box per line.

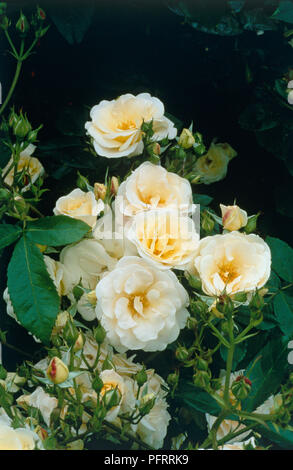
xmin=46 ymin=357 xmax=69 ymax=385
xmin=73 ymin=333 xmax=84 ymax=352
xmin=179 ymin=128 xmax=195 ymax=149
xmin=220 ymin=204 xmax=248 ymax=231
xmin=110 ymin=176 xmax=119 ymax=196
xmin=94 ymin=182 xmax=107 ymax=201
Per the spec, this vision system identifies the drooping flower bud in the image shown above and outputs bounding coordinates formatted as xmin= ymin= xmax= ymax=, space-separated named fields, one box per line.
xmin=16 ymin=11 xmax=29 ymax=35
xmin=220 ymin=204 xmax=248 ymax=231
xmin=179 ymin=128 xmax=195 ymax=149
xmin=46 ymin=357 xmax=69 ymax=385
xmin=167 ymin=371 xmax=179 ymax=388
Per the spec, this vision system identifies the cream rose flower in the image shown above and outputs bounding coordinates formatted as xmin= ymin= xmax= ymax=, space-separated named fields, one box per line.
xmin=85 ymin=93 xmax=177 ymax=158
xmin=2 ymin=144 xmax=44 ymax=192
xmin=126 ymin=209 xmax=199 ymax=270
xmin=0 ymin=423 xmax=40 ymax=450
xmin=99 ymin=369 xmax=136 ymax=423
xmin=220 ymin=204 xmax=248 ymax=231
xmin=189 ymin=231 xmax=271 ymax=296
xmin=136 ymin=399 xmax=171 ymax=449
xmin=194 ymin=142 xmax=237 ymax=184
xmin=17 ymin=387 xmax=58 ymax=427
xmin=60 ymin=238 xmax=118 ymax=290
xmin=95 ymin=256 xmax=189 ymax=352
xmin=116 ymin=162 xmax=193 ymax=217
xmin=53 ymin=188 xmax=104 ymax=228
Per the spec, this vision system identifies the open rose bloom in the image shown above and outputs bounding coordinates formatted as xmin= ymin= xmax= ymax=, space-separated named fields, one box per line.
xmin=189 ymin=231 xmax=271 ymax=296
xmin=85 ymin=93 xmax=177 ymax=158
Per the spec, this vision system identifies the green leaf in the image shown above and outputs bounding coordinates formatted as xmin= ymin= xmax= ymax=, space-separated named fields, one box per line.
xmin=26 ymin=215 xmax=90 ymax=246
xmin=176 ymin=382 xmax=221 ymax=416
xmin=273 ymin=291 xmax=293 ymax=337
xmin=272 ymin=1 xmax=293 ymax=24
xmin=259 ymin=422 xmax=293 ymax=449
xmin=47 ymin=4 xmax=95 ymax=44
xmin=0 ymin=224 xmax=22 ymax=250
xmin=266 ymin=236 xmax=293 ymax=282
xmin=193 ymin=194 xmax=213 ymax=207
xmin=7 ymin=236 xmax=60 ymax=344
xmin=243 ymin=337 xmax=289 ymax=412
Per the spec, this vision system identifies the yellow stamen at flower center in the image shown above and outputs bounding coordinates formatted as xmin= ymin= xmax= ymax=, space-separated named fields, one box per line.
xmin=218 ymin=260 xmax=239 ymax=284
xmin=100 ymin=382 xmax=120 ymax=396
xmin=128 ymin=294 xmax=149 ymax=318
xmin=117 ymin=119 xmax=136 ymax=131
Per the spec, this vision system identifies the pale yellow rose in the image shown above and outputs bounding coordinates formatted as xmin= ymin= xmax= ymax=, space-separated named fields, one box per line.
xmin=220 ymin=204 xmax=248 ymax=231
xmin=53 ymin=188 xmax=104 ymax=228
xmin=96 ymin=256 xmax=189 ymax=352
xmin=189 ymin=231 xmax=271 ymax=296
xmin=0 ymin=424 xmax=39 ymax=450
xmin=99 ymin=369 xmax=135 ymax=423
xmin=126 ymin=209 xmax=199 ymax=270
xmin=116 ymin=161 xmax=193 ymax=217
xmin=194 ymin=142 xmax=237 ymax=184
xmin=85 ymin=93 xmax=177 ymax=158
xmin=60 ymin=238 xmax=118 ymax=290
xmin=2 ymin=144 xmax=44 ymax=191
xmin=17 ymin=387 xmax=58 ymax=428
xmin=136 ymin=399 xmax=171 ymax=449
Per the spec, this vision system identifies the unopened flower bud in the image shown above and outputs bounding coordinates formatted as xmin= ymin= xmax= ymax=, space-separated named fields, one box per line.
xmin=73 ymin=333 xmax=84 ymax=352
xmin=16 ymin=12 xmax=29 ymax=35
xmin=135 ymin=368 xmax=147 ymax=387
xmin=36 ymin=6 xmax=46 ymax=21
xmin=110 ymin=176 xmax=119 ymax=196
xmin=175 ymin=346 xmax=190 ymax=362
xmin=232 ymin=291 xmax=247 ymax=303
xmin=13 ymin=113 xmax=31 ymax=138
xmin=94 ymin=182 xmax=107 ymax=201
xmin=92 ymin=374 xmax=104 ymax=394
xmin=186 ymin=316 xmax=198 ymax=330
xmin=249 ymin=291 xmax=265 ymax=311
xmin=67 ymin=439 xmax=84 ymax=450
xmin=195 ymin=358 xmax=209 ymax=372
xmin=46 ymin=357 xmax=69 ymax=384
xmin=190 ymin=299 xmax=208 ymax=318
xmin=220 ymin=204 xmax=248 ymax=231
xmin=232 ymin=375 xmax=252 ymax=400
xmin=87 ymin=290 xmax=97 ymax=306
xmin=146 ymin=142 xmax=161 ymax=157
xmin=193 ymin=370 xmax=210 ymax=389
xmin=94 ymin=324 xmax=106 ymax=344
xmin=167 ymin=371 xmax=179 ymax=388
xmin=63 ymin=319 xmax=79 ymax=347
xmin=179 ymin=128 xmax=195 ymax=149
xmin=201 ymin=211 xmax=214 ymax=233
xmin=139 ymin=393 xmax=156 ymax=416
xmin=76 ymin=172 xmax=90 ymax=192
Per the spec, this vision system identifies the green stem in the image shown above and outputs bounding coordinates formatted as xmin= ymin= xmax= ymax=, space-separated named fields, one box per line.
xmin=0 ymin=59 xmax=23 ymax=116
xmin=223 ymin=317 xmax=235 ymax=405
